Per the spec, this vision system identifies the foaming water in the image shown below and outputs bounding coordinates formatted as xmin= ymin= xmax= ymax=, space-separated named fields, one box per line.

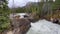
xmin=27 ymin=19 xmax=60 ymax=34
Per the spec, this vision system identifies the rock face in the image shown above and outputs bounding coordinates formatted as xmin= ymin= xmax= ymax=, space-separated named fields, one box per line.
xmin=10 ymin=18 xmax=31 ymax=34
xmin=2 ymin=18 xmax=31 ymax=34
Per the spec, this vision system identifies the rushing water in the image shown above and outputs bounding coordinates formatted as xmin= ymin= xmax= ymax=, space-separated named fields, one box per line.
xmin=6 ymin=19 xmax=60 ymax=34
xmin=26 ymin=19 xmax=60 ymax=34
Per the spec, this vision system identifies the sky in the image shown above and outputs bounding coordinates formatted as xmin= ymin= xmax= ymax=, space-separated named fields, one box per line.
xmin=8 ymin=0 xmax=41 ymax=8
xmin=8 ymin=0 xmax=55 ymax=8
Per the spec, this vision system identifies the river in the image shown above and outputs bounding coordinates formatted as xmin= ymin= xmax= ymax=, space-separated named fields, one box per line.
xmin=6 ymin=19 xmax=60 ymax=34
xmin=26 ymin=19 xmax=60 ymax=34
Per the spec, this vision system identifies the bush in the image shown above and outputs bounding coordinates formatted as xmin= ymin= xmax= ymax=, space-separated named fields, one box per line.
xmin=0 ymin=15 xmax=10 ymax=32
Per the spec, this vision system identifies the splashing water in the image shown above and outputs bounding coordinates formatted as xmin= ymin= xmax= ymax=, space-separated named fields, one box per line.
xmin=26 ymin=19 xmax=60 ymax=34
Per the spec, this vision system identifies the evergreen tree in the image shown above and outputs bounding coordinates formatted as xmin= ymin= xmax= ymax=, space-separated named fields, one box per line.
xmin=0 ymin=0 xmax=10 ymax=32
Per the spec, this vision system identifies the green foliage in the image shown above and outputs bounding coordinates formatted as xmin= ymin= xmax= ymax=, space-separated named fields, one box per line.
xmin=15 ymin=8 xmax=25 ymax=13
xmin=0 ymin=0 xmax=11 ymax=32
xmin=52 ymin=0 xmax=60 ymax=10
xmin=0 ymin=16 xmax=10 ymax=32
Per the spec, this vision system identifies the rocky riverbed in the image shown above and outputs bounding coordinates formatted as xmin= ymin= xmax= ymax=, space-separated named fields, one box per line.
xmin=2 ymin=19 xmax=60 ymax=34
xmin=1 ymin=13 xmax=60 ymax=34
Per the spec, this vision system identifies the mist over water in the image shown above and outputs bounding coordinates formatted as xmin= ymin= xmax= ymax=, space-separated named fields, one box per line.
xmin=27 ymin=19 xmax=60 ymax=34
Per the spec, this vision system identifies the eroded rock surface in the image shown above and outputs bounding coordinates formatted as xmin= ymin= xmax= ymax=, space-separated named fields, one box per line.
xmin=10 ymin=18 xmax=31 ymax=34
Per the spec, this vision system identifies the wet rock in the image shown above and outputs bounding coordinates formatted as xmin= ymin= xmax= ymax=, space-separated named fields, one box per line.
xmin=50 ymin=18 xmax=60 ymax=24
xmin=6 ymin=13 xmax=37 ymax=34
xmin=53 ymin=19 xmax=59 ymax=23
xmin=10 ymin=18 xmax=31 ymax=34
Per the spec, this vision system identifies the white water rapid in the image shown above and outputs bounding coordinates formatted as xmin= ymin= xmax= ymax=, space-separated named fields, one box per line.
xmin=27 ymin=19 xmax=60 ymax=34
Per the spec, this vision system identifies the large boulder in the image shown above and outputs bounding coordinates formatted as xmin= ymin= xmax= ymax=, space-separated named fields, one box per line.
xmin=10 ymin=17 xmax=31 ymax=34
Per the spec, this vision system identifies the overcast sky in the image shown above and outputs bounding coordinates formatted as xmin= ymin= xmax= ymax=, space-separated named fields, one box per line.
xmin=8 ymin=0 xmax=41 ymax=8
xmin=8 ymin=0 xmax=55 ymax=8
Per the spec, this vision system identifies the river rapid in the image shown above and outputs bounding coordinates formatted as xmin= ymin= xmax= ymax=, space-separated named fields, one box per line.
xmin=26 ymin=19 xmax=60 ymax=34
